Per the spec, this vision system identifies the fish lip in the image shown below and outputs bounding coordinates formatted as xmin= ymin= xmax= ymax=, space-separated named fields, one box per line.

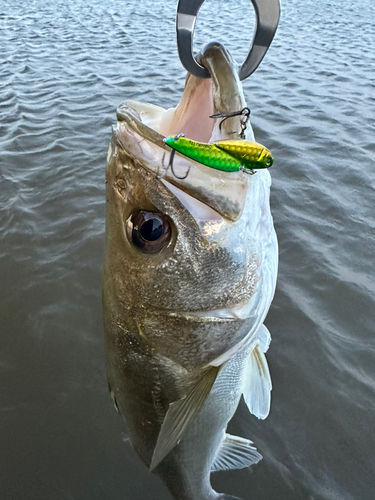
xmin=185 ymin=311 xmax=238 ymax=320
xmin=163 ymin=297 xmax=256 ymax=321
xmin=185 ymin=308 xmax=247 ymax=321
xmin=166 ymin=311 xmax=238 ymax=322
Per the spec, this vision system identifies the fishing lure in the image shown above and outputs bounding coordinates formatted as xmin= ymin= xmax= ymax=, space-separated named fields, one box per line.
xmin=163 ymin=134 xmax=273 ymax=173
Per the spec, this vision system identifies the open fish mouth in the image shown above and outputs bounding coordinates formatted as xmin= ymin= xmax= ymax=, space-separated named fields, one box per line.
xmin=110 ymin=42 xmax=258 ymax=223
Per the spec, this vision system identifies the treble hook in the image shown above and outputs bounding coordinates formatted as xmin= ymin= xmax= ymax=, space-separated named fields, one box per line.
xmin=239 ymin=166 xmax=256 ymax=176
xmin=157 ymin=145 xmax=191 ymax=181
xmin=176 ymin=0 xmax=280 ymax=80
xmin=210 ymin=107 xmax=251 ymax=139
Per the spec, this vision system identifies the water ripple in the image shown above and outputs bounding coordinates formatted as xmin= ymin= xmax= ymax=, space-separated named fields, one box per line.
xmin=1 ymin=0 xmax=375 ymax=499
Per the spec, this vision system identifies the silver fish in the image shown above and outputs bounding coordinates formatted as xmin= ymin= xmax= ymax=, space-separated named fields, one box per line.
xmin=103 ymin=42 xmax=278 ymax=500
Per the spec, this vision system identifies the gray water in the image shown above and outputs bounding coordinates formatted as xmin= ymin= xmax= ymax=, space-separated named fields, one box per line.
xmin=1 ymin=0 xmax=374 ymax=498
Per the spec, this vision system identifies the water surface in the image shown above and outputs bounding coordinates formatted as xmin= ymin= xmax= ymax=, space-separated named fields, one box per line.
xmin=1 ymin=0 xmax=374 ymax=498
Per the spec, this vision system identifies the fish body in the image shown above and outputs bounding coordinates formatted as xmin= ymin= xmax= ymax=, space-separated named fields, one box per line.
xmin=164 ymin=135 xmax=273 ymax=172
xmin=103 ymin=42 xmax=278 ymax=500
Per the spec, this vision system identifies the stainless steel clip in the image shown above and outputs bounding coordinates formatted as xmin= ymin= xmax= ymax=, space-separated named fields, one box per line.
xmin=176 ymin=0 xmax=280 ymax=80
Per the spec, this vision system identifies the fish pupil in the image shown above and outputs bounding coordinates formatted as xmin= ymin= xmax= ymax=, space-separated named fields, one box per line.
xmin=130 ymin=211 xmax=172 ymax=254
xmin=140 ymin=218 xmax=163 ymax=242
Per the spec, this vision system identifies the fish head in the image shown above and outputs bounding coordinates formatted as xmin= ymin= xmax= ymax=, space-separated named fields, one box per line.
xmin=103 ymin=43 xmax=276 ymax=371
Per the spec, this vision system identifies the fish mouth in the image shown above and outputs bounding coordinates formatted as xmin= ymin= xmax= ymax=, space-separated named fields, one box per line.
xmin=113 ymin=42 xmax=255 ymax=222
xmin=182 ymin=298 xmax=256 ymax=321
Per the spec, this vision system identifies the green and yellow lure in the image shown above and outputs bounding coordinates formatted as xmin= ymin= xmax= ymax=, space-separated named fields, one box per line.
xmin=163 ymin=134 xmax=273 ymax=173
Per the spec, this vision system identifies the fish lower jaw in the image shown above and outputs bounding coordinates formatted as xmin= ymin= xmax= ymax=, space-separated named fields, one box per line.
xmin=187 ymin=299 xmax=255 ymax=321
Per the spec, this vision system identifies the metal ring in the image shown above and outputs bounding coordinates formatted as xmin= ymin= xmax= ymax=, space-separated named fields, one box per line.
xmin=176 ymin=0 xmax=280 ymax=81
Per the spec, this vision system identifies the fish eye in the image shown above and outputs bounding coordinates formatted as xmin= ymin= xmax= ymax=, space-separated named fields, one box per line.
xmin=130 ymin=211 xmax=171 ymax=254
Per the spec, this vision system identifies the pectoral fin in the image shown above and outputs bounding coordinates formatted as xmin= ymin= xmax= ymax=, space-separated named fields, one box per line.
xmin=258 ymin=324 xmax=271 ymax=353
xmin=211 ymin=433 xmax=262 ymax=472
xmin=150 ymin=365 xmax=220 ymax=471
xmin=242 ymin=344 xmax=272 ymax=420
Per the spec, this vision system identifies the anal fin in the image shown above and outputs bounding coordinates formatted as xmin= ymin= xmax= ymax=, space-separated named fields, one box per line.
xmin=211 ymin=433 xmax=262 ymax=472
xmin=242 ymin=344 xmax=272 ymax=420
xmin=150 ymin=365 xmax=220 ymax=471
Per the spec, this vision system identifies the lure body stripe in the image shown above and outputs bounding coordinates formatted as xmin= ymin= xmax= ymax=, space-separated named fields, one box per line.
xmin=164 ymin=136 xmax=273 ymax=172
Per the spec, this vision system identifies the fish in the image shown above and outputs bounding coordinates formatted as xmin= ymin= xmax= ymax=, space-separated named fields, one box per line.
xmin=103 ymin=42 xmax=278 ymax=500
xmin=164 ymin=135 xmax=274 ymax=173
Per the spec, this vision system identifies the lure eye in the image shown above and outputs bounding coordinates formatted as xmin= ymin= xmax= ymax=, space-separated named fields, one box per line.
xmin=130 ymin=211 xmax=171 ymax=254
xmin=266 ymin=157 xmax=272 ymax=166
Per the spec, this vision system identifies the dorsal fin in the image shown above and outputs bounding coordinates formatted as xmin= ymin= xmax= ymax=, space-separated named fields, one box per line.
xmin=211 ymin=433 xmax=262 ymax=472
xmin=150 ymin=365 xmax=220 ymax=471
xmin=242 ymin=344 xmax=272 ymax=420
